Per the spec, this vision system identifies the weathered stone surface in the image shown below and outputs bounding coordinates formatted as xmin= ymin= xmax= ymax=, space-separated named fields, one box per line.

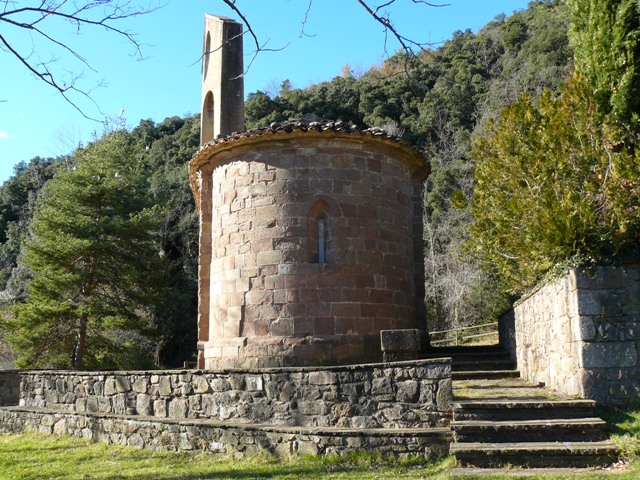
xmin=509 ymin=264 xmax=640 ymax=405
xmin=168 ymin=398 xmax=188 ymax=419
xmin=136 ymin=394 xmax=152 ymax=416
xmin=195 ymin=133 xmax=426 ymax=369
xmin=158 ymin=377 xmax=172 ymax=396
xmin=380 ymin=329 xmax=421 ymax=353
xmin=104 ymin=379 xmax=117 ymax=396
xmin=308 ymin=371 xmax=337 ymax=386
xmin=15 ymin=359 xmax=450 ymax=429
xmin=580 ymin=342 xmax=637 ymax=369
xmin=396 ymin=380 xmax=419 ymax=403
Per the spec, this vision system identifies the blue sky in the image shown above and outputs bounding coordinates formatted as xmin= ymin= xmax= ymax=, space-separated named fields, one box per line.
xmin=0 ymin=0 xmax=530 ymax=184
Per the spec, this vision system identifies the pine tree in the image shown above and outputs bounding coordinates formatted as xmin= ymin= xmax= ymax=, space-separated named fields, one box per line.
xmin=471 ymin=0 xmax=640 ymax=293
xmin=568 ymin=0 xmax=640 ymax=140
xmin=4 ymin=131 xmax=168 ymax=369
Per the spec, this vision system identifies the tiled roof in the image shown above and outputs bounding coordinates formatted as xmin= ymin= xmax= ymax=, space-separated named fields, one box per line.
xmin=190 ymin=119 xmax=430 ymax=205
xmin=198 ymin=119 xmax=413 ymax=148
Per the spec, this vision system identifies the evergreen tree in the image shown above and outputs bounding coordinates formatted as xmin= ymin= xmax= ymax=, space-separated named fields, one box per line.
xmin=471 ymin=0 xmax=640 ymax=294
xmin=568 ymin=0 xmax=640 ymax=141
xmin=4 ymin=131 xmax=168 ymax=369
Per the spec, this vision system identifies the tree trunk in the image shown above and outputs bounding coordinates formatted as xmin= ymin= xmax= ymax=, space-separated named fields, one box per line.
xmin=73 ymin=313 xmax=88 ymax=370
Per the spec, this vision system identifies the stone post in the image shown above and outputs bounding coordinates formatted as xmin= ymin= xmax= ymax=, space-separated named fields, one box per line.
xmin=381 ymin=329 xmax=421 ymax=362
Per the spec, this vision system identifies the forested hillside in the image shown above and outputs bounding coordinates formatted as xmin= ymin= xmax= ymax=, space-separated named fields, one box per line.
xmin=0 ymin=117 xmax=200 ymax=369
xmin=244 ymin=0 xmax=571 ymax=331
xmin=0 ymin=0 xmax=572 ymax=368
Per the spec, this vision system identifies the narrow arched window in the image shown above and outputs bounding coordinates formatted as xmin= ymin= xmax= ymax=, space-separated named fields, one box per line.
xmin=201 ymin=91 xmax=214 ymax=145
xmin=307 ymin=199 xmax=334 ymax=264
xmin=203 ymin=32 xmax=211 ymax=80
xmin=318 ymin=215 xmax=327 ymax=264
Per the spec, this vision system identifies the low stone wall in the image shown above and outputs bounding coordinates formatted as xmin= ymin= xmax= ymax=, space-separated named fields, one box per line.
xmin=0 ymin=407 xmax=451 ymax=458
xmin=0 ymin=370 xmax=20 ymax=406
xmin=18 ymin=359 xmax=452 ymax=429
xmin=508 ymin=265 xmax=640 ymax=405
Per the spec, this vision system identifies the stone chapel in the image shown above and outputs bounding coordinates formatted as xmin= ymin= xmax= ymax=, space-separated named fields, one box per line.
xmin=190 ymin=15 xmax=430 ymax=369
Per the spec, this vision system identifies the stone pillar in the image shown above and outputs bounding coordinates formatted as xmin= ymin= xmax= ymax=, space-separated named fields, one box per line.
xmin=200 ymin=15 xmax=244 ymax=145
xmin=381 ymin=329 xmax=421 ymax=362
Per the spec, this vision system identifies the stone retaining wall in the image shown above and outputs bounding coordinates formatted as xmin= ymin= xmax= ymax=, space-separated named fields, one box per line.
xmin=0 ymin=407 xmax=451 ymax=458
xmin=0 ymin=370 xmax=20 ymax=405
xmin=18 ymin=359 xmax=452 ymax=429
xmin=505 ymin=265 xmax=640 ymax=405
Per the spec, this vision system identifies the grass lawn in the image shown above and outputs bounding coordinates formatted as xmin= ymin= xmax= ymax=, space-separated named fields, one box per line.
xmin=0 ymin=433 xmax=452 ymax=479
xmin=2 ymin=406 xmax=640 ymax=480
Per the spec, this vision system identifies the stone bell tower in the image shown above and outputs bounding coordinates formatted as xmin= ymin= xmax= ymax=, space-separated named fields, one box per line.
xmin=200 ymin=15 xmax=244 ymax=145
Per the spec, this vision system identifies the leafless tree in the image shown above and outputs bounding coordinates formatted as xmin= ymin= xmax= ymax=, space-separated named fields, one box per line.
xmin=1 ymin=1 xmax=447 ymax=118
xmin=0 ymin=0 xmax=162 ymax=119
xmin=219 ymin=0 xmax=449 ymax=73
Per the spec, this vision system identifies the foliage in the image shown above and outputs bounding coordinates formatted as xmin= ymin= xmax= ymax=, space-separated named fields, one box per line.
xmin=0 ymin=1 xmax=577 ymax=362
xmin=600 ymin=405 xmax=640 ymax=464
xmin=133 ymin=116 xmax=200 ymax=367
xmin=0 ymin=158 xmax=59 ymax=294
xmin=3 ymin=131 xmax=168 ymax=369
xmin=471 ymin=0 xmax=640 ymax=294
xmin=568 ymin=0 xmax=640 ymax=143
xmin=0 ymin=116 xmax=201 ymax=369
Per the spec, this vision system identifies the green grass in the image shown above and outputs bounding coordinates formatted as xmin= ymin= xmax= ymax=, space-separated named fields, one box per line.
xmin=600 ymin=406 xmax=640 ymax=466
xmin=0 ymin=433 xmax=453 ymax=479
xmin=3 ymin=405 xmax=640 ymax=480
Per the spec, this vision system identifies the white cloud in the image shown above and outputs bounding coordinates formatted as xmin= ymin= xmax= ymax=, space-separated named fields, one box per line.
xmin=0 ymin=131 xmax=9 ymax=139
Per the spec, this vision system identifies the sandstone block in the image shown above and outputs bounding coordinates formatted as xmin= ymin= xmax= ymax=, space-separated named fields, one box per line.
xmin=308 ymin=371 xmax=337 ymax=386
xmin=132 ymin=378 xmax=148 ymax=394
xmin=380 ymin=329 xmax=421 ymax=353
xmin=572 ymin=316 xmax=596 ymax=341
xmin=193 ymin=376 xmax=210 ymax=394
xmin=245 ymin=375 xmax=263 ymax=392
xmin=157 ymin=376 xmax=172 ymax=397
xmin=136 ymin=394 xmax=152 ymax=416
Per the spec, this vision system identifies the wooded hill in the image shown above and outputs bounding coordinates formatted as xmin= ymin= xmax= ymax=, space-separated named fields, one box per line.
xmin=0 ymin=0 xmax=575 ymax=368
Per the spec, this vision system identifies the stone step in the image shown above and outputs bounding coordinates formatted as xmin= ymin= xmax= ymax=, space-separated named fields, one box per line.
xmin=452 ymin=417 xmax=609 ymax=443
xmin=449 ymin=467 xmax=620 ymax=477
xmin=423 ymin=345 xmax=505 ymax=355
xmin=452 ymin=370 xmax=520 ymax=380
xmin=455 ymin=379 xmax=544 ymax=389
xmin=450 ymin=359 xmax=516 ymax=372
xmin=450 ymin=441 xmax=619 ymax=468
xmin=0 ymin=406 xmax=452 ymax=458
xmin=452 ymin=399 xmax=596 ymax=421
xmin=422 ymin=350 xmax=511 ymax=359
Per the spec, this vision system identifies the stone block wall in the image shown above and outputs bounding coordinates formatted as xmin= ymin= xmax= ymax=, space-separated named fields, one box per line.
xmin=0 ymin=371 xmax=20 ymax=405
xmin=508 ymin=265 xmax=640 ymax=404
xmin=196 ymin=134 xmax=426 ymax=368
xmin=0 ymin=408 xmax=451 ymax=458
xmin=18 ymin=359 xmax=452 ymax=428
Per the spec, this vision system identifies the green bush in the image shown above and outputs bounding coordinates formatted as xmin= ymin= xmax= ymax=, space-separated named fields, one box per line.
xmin=471 ymin=75 xmax=640 ymax=293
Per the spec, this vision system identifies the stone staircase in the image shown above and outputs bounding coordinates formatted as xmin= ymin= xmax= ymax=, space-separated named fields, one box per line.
xmin=423 ymin=345 xmax=620 ymax=474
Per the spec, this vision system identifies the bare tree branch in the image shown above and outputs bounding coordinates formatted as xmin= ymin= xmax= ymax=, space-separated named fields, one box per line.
xmin=218 ymin=0 xmax=288 ymax=75
xmin=0 ymin=1 xmax=164 ymax=120
xmin=299 ymin=0 xmax=316 ymax=39
xmin=213 ymin=0 xmax=449 ymax=79
xmin=355 ymin=0 xmax=449 ymax=56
